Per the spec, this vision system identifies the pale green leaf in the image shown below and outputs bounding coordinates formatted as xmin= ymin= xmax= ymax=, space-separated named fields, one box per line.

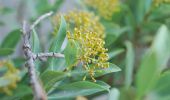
xmin=125 ymin=41 xmax=134 ymax=88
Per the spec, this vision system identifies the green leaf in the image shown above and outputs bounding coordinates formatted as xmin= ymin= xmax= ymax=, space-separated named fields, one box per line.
xmin=0 ymin=7 xmax=13 ymax=14
xmin=104 ymin=25 xmax=129 ymax=46
xmin=51 ymin=0 xmax=65 ymax=12
xmin=40 ymin=70 xmax=66 ymax=91
xmin=151 ymin=25 xmax=170 ymax=66
xmin=12 ymin=57 xmax=25 ymax=68
xmin=122 ymin=4 xmax=136 ymax=37
xmin=148 ymin=71 xmax=170 ymax=100
xmin=1 ymin=85 xmax=32 ymax=100
xmin=68 ymin=63 xmax=121 ymax=78
xmin=95 ymin=63 xmax=121 ymax=77
xmin=49 ymin=16 xmax=67 ymax=70
xmin=155 ymin=72 xmax=170 ymax=94
xmin=0 ymin=48 xmax=14 ymax=56
xmin=125 ymin=41 xmax=135 ymax=89
xmin=136 ymin=0 xmax=153 ymax=23
xmin=64 ymin=39 xmax=79 ymax=70
xmin=108 ymin=49 xmax=125 ymax=60
xmin=35 ymin=0 xmax=65 ymax=15
xmin=108 ymin=88 xmax=120 ymax=100
xmin=49 ymin=16 xmax=67 ymax=52
xmin=1 ymin=29 xmax=21 ymax=48
xmin=31 ymin=29 xmax=40 ymax=53
xmin=136 ymin=25 xmax=170 ymax=99
xmin=149 ymin=4 xmax=170 ymax=21
xmin=35 ymin=0 xmax=51 ymax=15
xmin=48 ymin=81 xmax=110 ymax=99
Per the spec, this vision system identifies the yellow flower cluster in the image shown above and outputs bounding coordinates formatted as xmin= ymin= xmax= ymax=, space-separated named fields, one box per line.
xmin=85 ymin=0 xmax=120 ymax=20
xmin=53 ymin=11 xmax=105 ymax=38
xmin=154 ymin=0 xmax=170 ymax=6
xmin=67 ymin=29 xmax=109 ymax=82
xmin=0 ymin=61 xmax=20 ymax=95
xmin=53 ymin=12 xmax=109 ymax=82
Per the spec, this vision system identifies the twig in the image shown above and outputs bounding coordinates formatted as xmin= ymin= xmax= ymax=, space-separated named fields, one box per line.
xmin=23 ymin=21 xmax=47 ymax=100
xmin=33 ymin=52 xmax=64 ymax=60
xmin=22 ymin=11 xmax=61 ymax=100
xmin=31 ymin=11 xmax=53 ymax=30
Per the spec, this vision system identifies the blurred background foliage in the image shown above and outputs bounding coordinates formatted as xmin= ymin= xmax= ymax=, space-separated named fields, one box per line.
xmin=0 ymin=0 xmax=170 ymax=100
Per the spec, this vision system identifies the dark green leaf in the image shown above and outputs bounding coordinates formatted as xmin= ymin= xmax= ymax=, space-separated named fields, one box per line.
xmin=1 ymin=29 xmax=21 ymax=48
xmin=0 ymin=48 xmax=14 ymax=56
xmin=48 ymin=81 xmax=110 ymax=99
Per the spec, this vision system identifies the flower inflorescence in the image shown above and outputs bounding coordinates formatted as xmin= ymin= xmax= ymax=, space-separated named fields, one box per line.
xmin=53 ymin=11 xmax=109 ymax=82
xmin=53 ymin=11 xmax=105 ymax=38
xmin=85 ymin=0 xmax=120 ymax=20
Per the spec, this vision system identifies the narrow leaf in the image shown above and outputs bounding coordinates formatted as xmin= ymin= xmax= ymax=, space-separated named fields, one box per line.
xmin=31 ymin=29 xmax=40 ymax=53
xmin=49 ymin=16 xmax=67 ymax=52
xmin=108 ymin=49 xmax=124 ymax=60
xmin=49 ymin=16 xmax=67 ymax=70
xmin=125 ymin=41 xmax=134 ymax=88
xmin=64 ymin=39 xmax=79 ymax=69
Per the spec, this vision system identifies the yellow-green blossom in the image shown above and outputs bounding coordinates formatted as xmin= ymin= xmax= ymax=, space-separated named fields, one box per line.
xmin=53 ymin=11 xmax=109 ymax=81
xmin=85 ymin=0 xmax=120 ymax=20
xmin=53 ymin=11 xmax=105 ymax=38
xmin=67 ymin=29 xmax=109 ymax=82
xmin=0 ymin=61 xmax=20 ymax=95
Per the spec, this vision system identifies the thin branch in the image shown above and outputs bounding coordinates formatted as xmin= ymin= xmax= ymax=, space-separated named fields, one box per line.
xmin=33 ymin=52 xmax=64 ymax=60
xmin=22 ymin=21 xmax=47 ymax=100
xmin=31 ymin=11 xmax=53 ymax=30
xmin=22 ymin=11 xmax=55 ymax=100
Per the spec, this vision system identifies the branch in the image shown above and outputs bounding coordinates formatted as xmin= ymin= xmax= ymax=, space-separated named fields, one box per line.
xmin=22 ymin=11 xmax=55 ymax=100
xmin=22 ymin=21 xmax=47 ymax=100
xmin=31 ymin=11 xmax=53 ymax=30
xmin=33 ymin=52 xmax=64 ymax=60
